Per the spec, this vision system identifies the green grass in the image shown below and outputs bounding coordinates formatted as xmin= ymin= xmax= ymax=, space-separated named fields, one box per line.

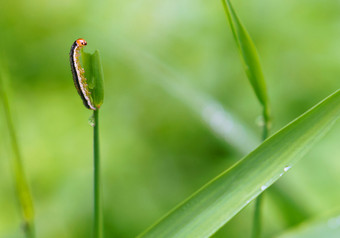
xmin=138 ymin=89 xmax=340 ymax=237
xmin=80 ymin=47 xmax=104 ymax=237
xmin=93 ymin=109 xmax=102 ymax=238
xmin=221 ymin=1 xmax=270 ymax=237
xmin=1 ymin=1 xmax=340 ymax=238
xmin=0 ymin=67 xmax=35 ymax=238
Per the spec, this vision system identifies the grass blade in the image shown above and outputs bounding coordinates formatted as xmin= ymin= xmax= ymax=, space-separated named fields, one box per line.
xmin=138 ymin=89 xmax=340 ymax=238
xmin=80 ymin=48 xmax=104 ymax=237
xmin=72 ymin=41 xmax=104 ymax=237
xmin=221 ymin=0 xmax=270 ymax=126
xmin=82 ymin=50 xmax=104 ymax=109
xmin=0 ymin=66 xmax=35 ymax=237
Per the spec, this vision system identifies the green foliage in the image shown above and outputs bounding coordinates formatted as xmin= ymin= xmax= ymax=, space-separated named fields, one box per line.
xmin=1 ymin=1 xmax=340 ymax=238
xmin=139 ymin=90 xmax=340 ymax=237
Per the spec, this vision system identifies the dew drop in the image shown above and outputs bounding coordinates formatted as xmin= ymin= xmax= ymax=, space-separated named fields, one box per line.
xmin=88 ymin=115 xmax=95 ymax=127
xmin=284 ymin=166 xmax=291 ymax=172
xmin=261 ymin=185 xmax=268 ymax=191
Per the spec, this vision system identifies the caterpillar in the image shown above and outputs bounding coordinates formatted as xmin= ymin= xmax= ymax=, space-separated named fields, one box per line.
xmin=69 ymin=38 xmax=96 ymax=110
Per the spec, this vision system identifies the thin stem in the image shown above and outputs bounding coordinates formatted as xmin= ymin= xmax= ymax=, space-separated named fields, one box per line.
xmin=252 ymin=194 xmax=263 ymax=238
xmin=261 ymin=107 xmax=270 ymax=141
xmin=252 ymin=108 xmax=270 ymax=238
xmin=93 ymin=109 xmax=102 ymax=238
xmin=0 ymin=75 xmax=35 ymax=238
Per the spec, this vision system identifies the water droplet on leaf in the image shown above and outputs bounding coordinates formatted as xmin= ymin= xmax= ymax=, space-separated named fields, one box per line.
xmin=284 ymin=166 xmax=291 ymax=172
xmin=261 ymin=185 xmax=268 ymax=191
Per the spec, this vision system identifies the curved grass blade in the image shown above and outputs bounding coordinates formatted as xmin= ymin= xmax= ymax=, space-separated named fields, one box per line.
xmin=221 ymin=0 xmax=270 ymax=126
xmin=138 ymin=89 xmax=340 ymax=238
xmin=0 ymin=65 xmax=35 ymax=238
xmin=276 ymin=210 xmax=340 ymax=238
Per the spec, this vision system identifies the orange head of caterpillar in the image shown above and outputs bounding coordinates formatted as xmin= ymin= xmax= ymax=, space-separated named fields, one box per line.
xmin=76 ymin=38 xmax=87 ymax=46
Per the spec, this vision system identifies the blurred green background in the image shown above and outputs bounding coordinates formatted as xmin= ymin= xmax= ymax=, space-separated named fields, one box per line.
xmin=1 ymin=0 xmax=340 ymax=237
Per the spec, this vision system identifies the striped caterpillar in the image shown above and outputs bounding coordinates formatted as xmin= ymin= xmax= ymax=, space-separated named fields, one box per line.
xmin=69 ymin=38 xmax=96 ymax=110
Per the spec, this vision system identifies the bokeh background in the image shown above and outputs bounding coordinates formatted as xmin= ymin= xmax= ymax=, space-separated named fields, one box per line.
xmin=1 ymin=0 xmax=340 ymax=237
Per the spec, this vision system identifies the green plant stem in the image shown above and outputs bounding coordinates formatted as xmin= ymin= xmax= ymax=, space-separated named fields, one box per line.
xmin=93 ymin=109 xmax=102 ymax=238
xmin=0 ymin=75 xmax=35 ymax=238
xmin=261 ymin=108 xmax=270 ymax=141
xmin=252 ymin=193 xmax=263 ymax=238
xmin=252 ymin=109 xmax=270 ymax=238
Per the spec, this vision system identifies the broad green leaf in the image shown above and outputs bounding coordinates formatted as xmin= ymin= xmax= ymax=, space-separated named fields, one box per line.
xmin=82 ymin=50 xmax=104 ymax=109
xmin=221 ymin=0 xmax=270 ymax=123
xmin=276 ymin=210 xmax=340 ymax=238
xmin=138 ymin=89 xmax=340 ymax=238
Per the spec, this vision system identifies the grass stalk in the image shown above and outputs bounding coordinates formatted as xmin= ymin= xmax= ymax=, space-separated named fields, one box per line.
xmin=93 ymin=109 xmax=102 ymax=238
xmin=0 ymin=73 xmax=35 ymax=238
xmin=252 ymin=193 xmax=263 ymax=238
xmin=252 ymin=109 xmax=270 ymax=238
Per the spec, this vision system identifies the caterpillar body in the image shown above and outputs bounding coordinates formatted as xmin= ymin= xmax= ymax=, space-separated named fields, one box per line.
xmin=69 ymin=38 xmax=96 ymax=110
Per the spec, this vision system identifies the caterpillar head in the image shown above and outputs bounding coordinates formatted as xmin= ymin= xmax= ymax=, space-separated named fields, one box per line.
xmin=76 ymin=38 xmax=87 ymax=46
